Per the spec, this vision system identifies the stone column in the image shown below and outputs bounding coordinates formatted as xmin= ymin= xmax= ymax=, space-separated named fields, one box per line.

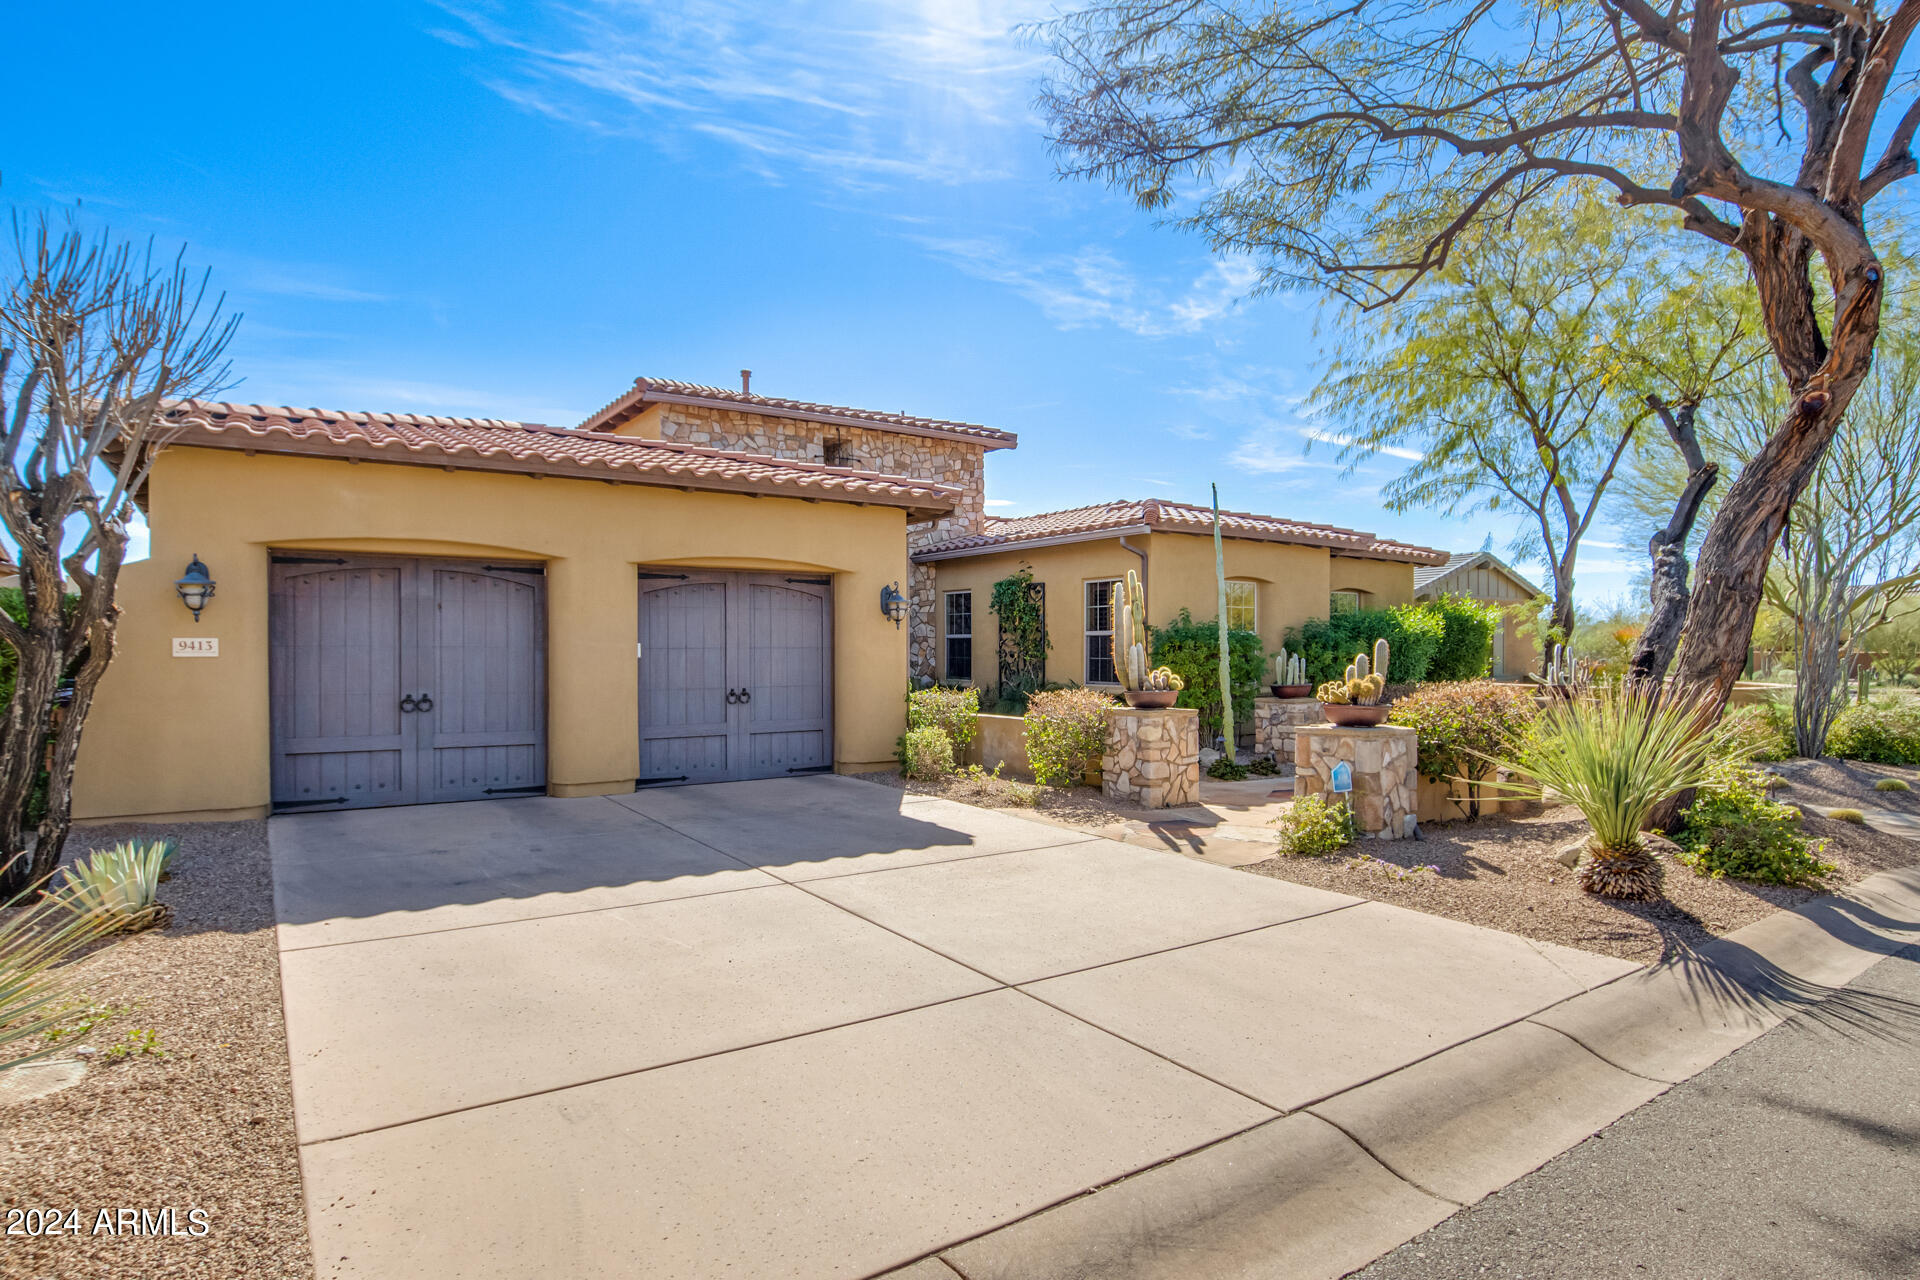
xmin=1253 ymin=697 xmax=1324 ymax=770
xmin=1102 ymin=707 xmax=1200 ymax=809
xmin=1293 ymin=723 xmax=1418 ymax=840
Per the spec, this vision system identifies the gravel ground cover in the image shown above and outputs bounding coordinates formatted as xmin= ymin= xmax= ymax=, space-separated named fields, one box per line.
xmin=1245 ymin=802 xmax=1918 ymax=964
xmin=0 ymin=820 xmax=311 ymax=1280
xmin=1766 ymin=756 xmax=1920 ymax=815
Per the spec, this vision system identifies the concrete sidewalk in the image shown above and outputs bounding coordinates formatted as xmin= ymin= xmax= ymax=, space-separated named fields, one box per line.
xmin=268 ymin=777 xmax=1920 ymax=1279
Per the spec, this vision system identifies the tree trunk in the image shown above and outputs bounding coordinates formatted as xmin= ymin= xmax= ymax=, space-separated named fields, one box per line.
xmin=1628 ymin=399 xmax=1718 ymax=694
xmin=0 ymin=529 xmax=71 ymax=898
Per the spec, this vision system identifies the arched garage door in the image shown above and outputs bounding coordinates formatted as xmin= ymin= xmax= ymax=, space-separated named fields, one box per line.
xmin=269 ymin=553 xmax=547 ymax=811
xmin=636 ymin=569 xmax=832 ymax=784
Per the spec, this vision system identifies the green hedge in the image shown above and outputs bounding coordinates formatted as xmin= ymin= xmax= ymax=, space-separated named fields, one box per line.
xmin=1824 ymin=700 xmax=1920 ymax=764
xmin=1286 ymin=604 xmax=1445 ymax=686
xmin=1150 ymin=609 xmax=1264 ymax=738
xmin=1423 ymin=594 xmax=1498 ymax=682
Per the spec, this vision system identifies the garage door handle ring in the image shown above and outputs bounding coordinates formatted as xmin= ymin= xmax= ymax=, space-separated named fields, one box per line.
xmin=417 ymin=694 xmax=434 ymax=712
xmin=399 ymin=694 xmax=418 ymax=713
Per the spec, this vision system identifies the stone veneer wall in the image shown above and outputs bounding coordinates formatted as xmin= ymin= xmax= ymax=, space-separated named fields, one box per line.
xmin=655 ymin=405 xmax=990 ymax=678
xmin=1253 ymin=697 xmax=1324 ymax=768
xmin=1293 ymin=724 xmax=1418 ymax=840
xmin=1102 ymin=707 xmax=1200 ymax=809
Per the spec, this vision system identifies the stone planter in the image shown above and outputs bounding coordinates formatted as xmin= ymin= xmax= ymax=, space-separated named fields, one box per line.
xmin=1321 ymin=702 xmax=1390 ymax=727
xmin=1102 ymin=706 xmax=1200 ymax=809
xmin=1123 ymin=690 xmax=1179 ymax=709
xmin=1294 ymin=723 xmax=1417 ymax=839
xmin=1254 ymin=696 xmax=1321 ymax=768
xmin=1270 ymin=683 xmax=1312 ymax=699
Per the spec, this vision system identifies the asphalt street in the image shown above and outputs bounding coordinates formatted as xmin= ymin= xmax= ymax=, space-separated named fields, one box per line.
xmin=1354 ymin=945 xmax=1920 ymax=1280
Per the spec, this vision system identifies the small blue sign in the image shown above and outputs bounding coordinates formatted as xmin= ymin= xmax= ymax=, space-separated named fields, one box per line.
xmin=1330 ymin=761 xmax=1353 ymax=794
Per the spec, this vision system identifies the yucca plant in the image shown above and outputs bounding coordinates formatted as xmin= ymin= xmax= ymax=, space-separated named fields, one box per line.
xmin=1493 ymin=690 xmax=1749 ymax=900
xmin=2 ymin=867 xmax=116 ymax=1072
xmin=54 ymin=841 xmax=174 ymax=933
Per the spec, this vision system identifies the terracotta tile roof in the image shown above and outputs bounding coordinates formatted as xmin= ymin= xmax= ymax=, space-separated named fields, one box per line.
xmin=159 ymin=401 xmax=961 ymax=519
xmin=912 ymin=499 xmax=1448 ymax=565
xmin=578 ymin=377 xmax=1018 ymax=449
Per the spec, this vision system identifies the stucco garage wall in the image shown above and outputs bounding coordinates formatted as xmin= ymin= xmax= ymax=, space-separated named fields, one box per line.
xmin=74 ymin=447 xmax=912 ymax=822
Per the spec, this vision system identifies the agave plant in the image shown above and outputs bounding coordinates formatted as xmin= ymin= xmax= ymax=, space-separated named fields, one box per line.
xmin=54 ymin=841 xmax=174 ymax=933
xmin=1494 ymin=690 xmax=1747 ymax=900
xmin=2 ymin=865 xmax=116 ymax=1072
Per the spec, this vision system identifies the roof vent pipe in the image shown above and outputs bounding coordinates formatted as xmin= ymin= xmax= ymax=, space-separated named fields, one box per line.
xmin=741 ymin=369 xmax=752 ymax=394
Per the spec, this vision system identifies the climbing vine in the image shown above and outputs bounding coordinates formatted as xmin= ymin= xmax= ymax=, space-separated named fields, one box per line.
xmin=990 ymin=568 xmax=1049 ymax=700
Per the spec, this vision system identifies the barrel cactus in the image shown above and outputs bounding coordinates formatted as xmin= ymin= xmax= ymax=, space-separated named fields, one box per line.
xmin=1318 ymin=645 xmax=1388 ymax=706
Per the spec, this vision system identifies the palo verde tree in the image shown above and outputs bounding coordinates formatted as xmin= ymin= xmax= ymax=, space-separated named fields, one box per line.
xmin=1311 ymin=194 xmax=1664 ymax=665
xmin=1039 ymin=0 xmax=1920 ymax=718
xmin=0 ymin=212 xmax=235 ymax=897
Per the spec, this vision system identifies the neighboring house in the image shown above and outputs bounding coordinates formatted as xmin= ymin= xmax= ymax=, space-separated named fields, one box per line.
xmin=73 ymin=387 xmax=971 ymax=822
xmin=577 ymin=376 xmax=1016 ymax=678
xmin=914 ymin=500 xmax=1447 ymax=691
xmin=1413 ymin=551 xmax=1544 ymax=680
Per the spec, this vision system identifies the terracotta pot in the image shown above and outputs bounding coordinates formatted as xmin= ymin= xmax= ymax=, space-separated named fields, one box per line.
xmin=1271 ymin=684 xmax=1312 ymax=699
xmin=1321 ymin=702 xmax=1390 ymax=727
xmin=1124 ymin=689 xmax=1179 ymax=709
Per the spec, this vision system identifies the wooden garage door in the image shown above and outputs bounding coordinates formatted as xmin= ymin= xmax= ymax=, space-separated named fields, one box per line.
xmin=637 ymin=570 xmax=832 ymax=784
xmin=269 ymin=553 xmax=547 ymax=811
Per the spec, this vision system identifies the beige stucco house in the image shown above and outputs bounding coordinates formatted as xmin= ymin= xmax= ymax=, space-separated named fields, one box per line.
xmin=915 ymin=500 xmax=1446 ymax=692
xmin=75 ymin=377 xmax=1011 ymax=822
xmin=1412 ymin=551 xmax=1545 ymax=680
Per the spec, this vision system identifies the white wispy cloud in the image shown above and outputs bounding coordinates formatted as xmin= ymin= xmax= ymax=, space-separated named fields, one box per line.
xmin=915 ymin=236 xmax=1256 ymax=337
xmin=1299 ymin=425 xmax=1423 ymax=461
xmin=436 ymin=0 xmax=1047 ymax=189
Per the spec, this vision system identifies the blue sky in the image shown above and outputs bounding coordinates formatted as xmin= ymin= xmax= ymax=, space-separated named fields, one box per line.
xmin=7 ymin=0 xmax=1641 ymax=604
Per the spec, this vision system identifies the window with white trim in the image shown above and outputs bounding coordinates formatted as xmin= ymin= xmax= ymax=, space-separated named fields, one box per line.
xmin=1084 ymin=578 xmax=1120 ymax=685
xmin=1225 ymin=580 xmax=1257 ymax=632
xmin=1330 ymin=590 xmax=1363 ymax=616
xmin=944 ymin=591 xmax=972 ymax=681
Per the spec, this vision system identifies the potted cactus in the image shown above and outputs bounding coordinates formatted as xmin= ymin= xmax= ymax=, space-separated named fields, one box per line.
xmin=1316 ymin=639 xmax=1392 ymax=725
xmin=1113 ymin=569 xmax=1186 ymax=707
xmin=1271 ymin=646 xmax=1310 ymax=698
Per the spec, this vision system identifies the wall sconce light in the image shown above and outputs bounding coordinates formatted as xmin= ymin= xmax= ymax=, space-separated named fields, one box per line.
xmin=175 ymin=554 xmax=216 ymax=621
xmin=880 ymin=581 xmax=907 ymax=629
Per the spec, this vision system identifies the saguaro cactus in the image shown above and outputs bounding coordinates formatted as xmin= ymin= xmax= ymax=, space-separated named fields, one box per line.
xmin=1114 ymin=568 xmax=1150 ymax=691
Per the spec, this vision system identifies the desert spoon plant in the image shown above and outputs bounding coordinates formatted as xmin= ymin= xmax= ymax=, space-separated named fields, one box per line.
xmin=1494 ymin=690 xmax=1745 ymax=899
xmin=2 ymin=870 xmax=115 ymax=1072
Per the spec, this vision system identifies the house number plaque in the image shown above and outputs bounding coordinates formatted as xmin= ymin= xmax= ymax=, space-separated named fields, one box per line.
xmin=171 ymin=637 xmax=219 ymax=658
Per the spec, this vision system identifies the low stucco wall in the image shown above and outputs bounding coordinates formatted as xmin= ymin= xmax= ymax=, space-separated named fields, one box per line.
xmin=964 ymin=713 xmax=1033 ymax=779
xmin=74 ymin=447 xmax=916 ymax=821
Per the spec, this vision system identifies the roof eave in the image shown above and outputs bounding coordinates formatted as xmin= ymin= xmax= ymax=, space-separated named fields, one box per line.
xmin=913 ymin=524 xmax=1153 ymax=562
xmin=594 ymin=388 xmax=1017 ymax=451
xmin=168 ymin=429 xmax=958 ymax=521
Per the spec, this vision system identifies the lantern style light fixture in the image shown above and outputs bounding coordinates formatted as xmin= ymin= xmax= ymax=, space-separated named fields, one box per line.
xmin=175 ymin=554 xmax=216 ymax=621
xmin=880 ymin=581 xmax=907 ymax=629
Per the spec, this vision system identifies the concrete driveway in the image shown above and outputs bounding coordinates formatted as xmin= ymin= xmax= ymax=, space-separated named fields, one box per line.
xmin=271 ymin=774 xmax=1638 ymax=1280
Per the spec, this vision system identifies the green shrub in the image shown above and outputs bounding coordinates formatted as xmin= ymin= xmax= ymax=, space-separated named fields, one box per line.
xmin=1724 ymin=700 xmax=1795 ymax=762
xmin=54 ymin=841 xmax=173 ymax=933
xmin=1875 ymin=777 xmax=1911 ymax=792
xmin=907 ymin=685 xmax=979 ymax=756
xmin=1387 ymin=680 xmax=1537 ymax=784
xmin=1829 ymin=807 xmax=1867 ymax=824
xmin=1024 ymin=687 xmax=1115 ymax=786
xmin=901 ymin=726 xmax=955 ymax=780
xmin=1273 ymin=794 xmax=1357 ymax=856
xmin=1423 ymin=594 xmax=1499 ymax=682
xmin=1824 ymin=700 xmax=1920 ymax=764
xmin=1206 ymin=757 xmax=1250 ymax=780
xmin=1287 ymin=604 xmax=1445 ymax=686
xmin=1675 ymin=766 xmax=1836 ymax=887
xmin=1149 ymin=609 xmax=1264 ymax=739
